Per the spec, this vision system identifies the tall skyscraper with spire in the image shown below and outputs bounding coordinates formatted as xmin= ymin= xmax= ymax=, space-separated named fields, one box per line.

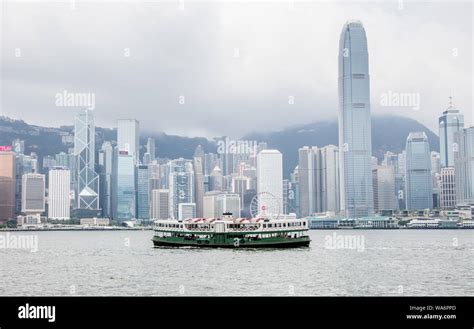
xmin=338 ymin=20 xmax=374 ymax=217
xmin=74 ymin=109 xmax=99 ymax=213
xmin=439 ymin=96 xmax=464 ymax=168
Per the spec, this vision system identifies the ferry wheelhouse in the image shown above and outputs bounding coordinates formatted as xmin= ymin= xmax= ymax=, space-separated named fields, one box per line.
xmin=152 ymin=213 xmax=311 ymax=248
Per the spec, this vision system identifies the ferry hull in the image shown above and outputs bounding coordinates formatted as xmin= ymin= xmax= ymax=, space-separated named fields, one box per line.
xmin=152 ymin=236 xmax=311 ymax=248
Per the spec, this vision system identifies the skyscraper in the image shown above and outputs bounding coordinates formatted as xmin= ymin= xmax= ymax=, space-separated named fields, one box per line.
xmin=338 ymin=20 xmax=374 ymax=217
xmin=257 ymin=149 xmax=283 ymax=216
xmin=204 ymin=153 xmax=218 ymax=176
xmin=396 ymin=150 xmax=407 ymax=209
xmin=439 ymin=98 xmax=464 ymax=167
xmin=0 ymin=150 xmax=16 ymax=222
xmin=169 ymin=158 xmax=194 ymax=219
xmin=147 ymin=137 xmax=156 ymax=161
xmin=112 ymin=150 xmax=136 ymax=221
xmin=405 ymin=132 xmax=433 ymax=210
xmin=298 ymin=146 xmax=318 ymax=217
xmin=209 ymin=166 xmax=223 ymax=191
xmin=22 ymin=173 xmax=45 ymax=214
xmin=117 ymin=119 xmax=140 ymax=162
xmin=438 ymin=99 xmax=464 ymax=208
xmin=320 ymin=145 xmax=340 ymax=214
xmin=454 ymin=127 xmax=474 ymax=205
xmin=151 ymin=189 xmax=169 ymax=219
xmin=203 ymin=191 xmax=221 ymax=218
xmin=232 ymin=176 xmax=250 ymax=211
xmin=74 ymin=109 xmax=99 ymax=212
xmin=193 ymin=145 xmax=205 ymax=217
xmin=431 ymin=151 xmax=441 ymax=207
xmin=48 ymin=167 xmax=71 ymax=219
xmin=98 ymin=142 xmax=113 ymax=218
xmin=14 ymin=152 xmax=38 ymax=215
xmin=440 ymin=167 xmax=456 ymax=209
xmin=298 ymin=145 xmax=340 ymax=217
xmin=372 ymin=165 xmax=397 ymax=212
xmin=136 ymin=165 xmax=150 ymax=220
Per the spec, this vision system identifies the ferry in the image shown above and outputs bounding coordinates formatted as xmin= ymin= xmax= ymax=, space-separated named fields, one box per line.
xmin=152 ymin=213 xmax=311 ymax=248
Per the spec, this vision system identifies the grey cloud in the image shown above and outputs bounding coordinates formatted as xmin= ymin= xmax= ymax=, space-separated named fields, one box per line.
xmin=1 ymin=1 xmax=472 ymax=138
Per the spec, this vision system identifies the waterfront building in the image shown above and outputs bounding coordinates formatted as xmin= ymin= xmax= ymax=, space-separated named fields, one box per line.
xmin=257 ymin=149 xmax=283 ymax=216
xmin=298 ymin=145 xmax=340 ymax=217
xmin=112 ymin=150 xmax=136 ymax=221
xmin=0 ymin=151 xmax=16 ymax=222
xmin=338 ymin=20 xmax=374 ymax=217
xmin=48 ymin=167 xmax=71 ymax=219
xmin=22 ymin=173 xmax=45 ymax=214
xmin=74 ymin=109 xmax=99 ymax=212
xmin=98 ymin=142 xmax=113 ymax=218
xmin=372 ymin=165 xmax=398 ymax=212
xmin=151 ymin=189 xmax=169 ymax=219
xmin=405 ymin=132 xmax=433 ymax=210
xmin=440 ymin=167 xmax=456 ymax=209
xmin=454 ymin=127 xmax=474 ymax=204
xmin=136 ymin=165 xmax=150 ymax=220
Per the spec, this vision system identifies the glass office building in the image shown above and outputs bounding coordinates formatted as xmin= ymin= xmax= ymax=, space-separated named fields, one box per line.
xmin=136 ymin=165 xmax=150 ymax=220
xmin=338 ymin=20 xmax=374 ymax=217
xmin=439 ymin=104 xmax=464 ymax=168
xmin=74 ymin=109 xmax=99 ymax=211
xmin=113 ymin=151 xmax=136 ymax=221
xmin=405 ymin=132 xmax=433 ymax=210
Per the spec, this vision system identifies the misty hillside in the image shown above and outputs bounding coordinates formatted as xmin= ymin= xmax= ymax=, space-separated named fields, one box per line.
xmin=244 ymin=115 xmax=439 ymax=176
xmin=0 ymin=115 xmax=438 ymax=177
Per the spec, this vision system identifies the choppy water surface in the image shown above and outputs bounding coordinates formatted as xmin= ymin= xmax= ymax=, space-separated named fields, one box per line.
xmin=1 ymin=230 xmax=473 ymax=296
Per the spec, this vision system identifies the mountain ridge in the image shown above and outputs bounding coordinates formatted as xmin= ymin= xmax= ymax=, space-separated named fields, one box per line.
xmin=0 ymin=115 xmax=439 ymax=177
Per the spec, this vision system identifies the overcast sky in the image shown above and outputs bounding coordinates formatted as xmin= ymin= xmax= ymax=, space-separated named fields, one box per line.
xmin=1 ymin=0 xmax=472 ymax=138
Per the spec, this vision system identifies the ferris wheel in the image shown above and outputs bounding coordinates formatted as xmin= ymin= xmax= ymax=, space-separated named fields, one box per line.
xmin=250 ymin=192 xmax=281 ymax=220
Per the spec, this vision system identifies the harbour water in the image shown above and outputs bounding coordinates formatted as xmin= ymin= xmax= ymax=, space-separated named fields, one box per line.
xmin=1 ymin=230 xmax=473 ymax=296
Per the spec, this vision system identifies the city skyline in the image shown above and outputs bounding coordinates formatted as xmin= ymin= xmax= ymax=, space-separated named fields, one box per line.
xmin=1 ymin=1 xmax=472 ymax=138
xmin=1 ymin=2 xmax=473 ymax=319
xmin=0 ymin=17 xmax=473 ymax=224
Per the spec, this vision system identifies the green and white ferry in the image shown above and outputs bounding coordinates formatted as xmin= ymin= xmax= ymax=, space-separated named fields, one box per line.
xmin=152 ymin=213 xmax=311 ymax=248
